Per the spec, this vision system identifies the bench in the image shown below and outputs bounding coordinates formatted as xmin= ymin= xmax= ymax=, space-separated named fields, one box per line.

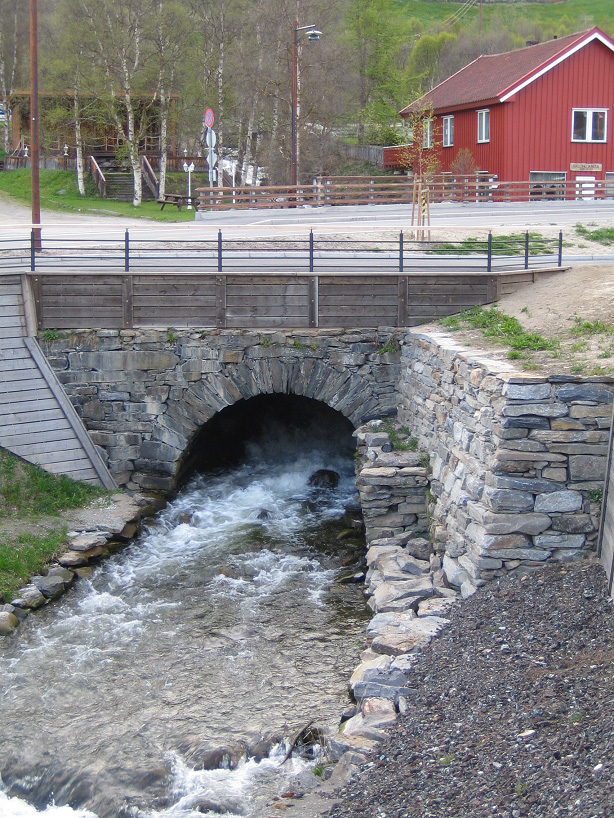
xmin=157 ymin=193 xmax=193 ymax=211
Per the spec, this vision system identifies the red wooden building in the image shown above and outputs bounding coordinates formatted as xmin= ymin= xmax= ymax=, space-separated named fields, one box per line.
xmin=396 ymin=28 xmax=614 ymax=194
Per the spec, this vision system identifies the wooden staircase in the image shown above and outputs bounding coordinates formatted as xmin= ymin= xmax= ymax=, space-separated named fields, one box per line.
xmin=0 ymin=275 xmax=116 ymax=488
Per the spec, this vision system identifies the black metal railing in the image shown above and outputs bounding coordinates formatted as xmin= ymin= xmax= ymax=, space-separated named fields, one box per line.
xmin=0 ymin=229 xmax=565 ymax=274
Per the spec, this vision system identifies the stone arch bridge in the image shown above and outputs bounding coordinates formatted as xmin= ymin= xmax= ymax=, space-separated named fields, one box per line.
xmin=48 ymin=327 xmax=403 ymax=492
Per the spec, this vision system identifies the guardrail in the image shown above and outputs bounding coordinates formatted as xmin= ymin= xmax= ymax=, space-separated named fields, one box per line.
xmin=0 ymin=229 xmax=564 ymax=274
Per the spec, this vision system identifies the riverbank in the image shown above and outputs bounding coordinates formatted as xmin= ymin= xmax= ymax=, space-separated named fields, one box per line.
xmin=305 ymin=556 xmax=613 ymax=818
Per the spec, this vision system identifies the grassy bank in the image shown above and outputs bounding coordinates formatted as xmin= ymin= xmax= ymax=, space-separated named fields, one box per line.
xmin=0 ymin=449 xmax=106 ymax=602
xmin=0 ymin=168 xmax=198 ymax=222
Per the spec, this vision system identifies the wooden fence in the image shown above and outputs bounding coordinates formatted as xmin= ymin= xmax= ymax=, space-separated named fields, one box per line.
xmin=24 ymin=267 xmax=557 ymax=331
xmin=598 ymin=403 xmax=614 ymax=594
xmin=195 ymin=174 xmax=614 ymax=210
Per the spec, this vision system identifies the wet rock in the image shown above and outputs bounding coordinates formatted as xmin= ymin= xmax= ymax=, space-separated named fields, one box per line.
xmin=31 ymin=568 xmax=74 ymax=600
xmin=12 ymin=585 xmax=46 ymax=609
xmin=0 ymin=611 xmax=19 ymax=635
xmin=308 ymin=469 xmax=340 ymax=489
xmin=257 ymin=508 xmax=271 ymax=520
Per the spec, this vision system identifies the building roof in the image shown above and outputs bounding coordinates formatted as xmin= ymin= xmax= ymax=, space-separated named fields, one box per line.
xmin=400 ymin=27 xmax=614 ymax=116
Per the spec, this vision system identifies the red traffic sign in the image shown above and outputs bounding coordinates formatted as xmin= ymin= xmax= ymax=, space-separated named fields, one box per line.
xmin=205 ymin=108 xmax=214 ymax=128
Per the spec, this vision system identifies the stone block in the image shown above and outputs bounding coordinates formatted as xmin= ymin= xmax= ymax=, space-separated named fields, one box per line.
xmin=502 ymin=382 xmax=551 ymax=400
xmin=466 ymin=523 xmax=531 ymax=553
xmin=502 ymin=402 xmax=568 ymax=418
xmin=483 ymin=487 xmax=534 ymax=513
xmin=555 ymin=384 xmax=613 ymax=404
xmin=534 ymin=491 xmax=583 ymax=513
xmin=534 ymin=533 xmax=585 ymax=550
xmin=550 ymin=514 xmax=595 ymax=534
xmin=569 ymin=455 xmax=607 ymax=482
xmin=467 ymin=503 xmax=551 ymax=535
xmin=485 ymin=474 xmax=560 ymax=493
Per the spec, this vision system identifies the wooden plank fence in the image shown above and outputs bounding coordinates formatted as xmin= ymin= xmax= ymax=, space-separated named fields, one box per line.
xmin=598 ymin=403 xmax=614 ymax=595
xmin=26 ymin=268 xmax=549 ymax=331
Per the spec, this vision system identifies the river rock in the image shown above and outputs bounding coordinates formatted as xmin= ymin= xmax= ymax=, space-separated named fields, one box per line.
xmin=327 ymin=751 xmax=366 ymax=786
xmin=417 ymin=596 xmax=457 ymax=617
xmin=340 ymin=713 xmax=390 ymax=742
xmin=0 ymin=611 xmax=19 ymax=635
xmin=368 ymin=614 xmax=449 ymax=656
xmin=370 ymin=577 xmax=434 ymax=612
xmin=308 ymin=469 xmax=340 ymax=488
xmin=31 ymin=568 xmax=74 ymax=599
xmin=12 ymin=584 xmax=46 ymax=609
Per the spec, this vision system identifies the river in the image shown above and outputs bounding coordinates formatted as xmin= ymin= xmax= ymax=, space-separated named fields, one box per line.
xmin=0 ymin=405 xmax=368 ymax=817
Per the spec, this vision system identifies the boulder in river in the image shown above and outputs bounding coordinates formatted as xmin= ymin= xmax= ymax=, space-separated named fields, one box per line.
xmin=308 ymin=469 xmax=340 ymax=489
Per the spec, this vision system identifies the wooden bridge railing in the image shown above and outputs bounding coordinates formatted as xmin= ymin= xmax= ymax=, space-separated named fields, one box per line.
xmin=22 ymin=267 xmax=560 ymax=333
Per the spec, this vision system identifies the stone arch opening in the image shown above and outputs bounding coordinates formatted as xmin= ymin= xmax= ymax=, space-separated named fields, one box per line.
xmin=175 ymin=394 xmax=356 ymax=487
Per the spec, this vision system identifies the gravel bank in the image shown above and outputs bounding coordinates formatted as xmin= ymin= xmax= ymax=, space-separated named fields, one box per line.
xmin=324 ymin=557 xmax=614 ymax=818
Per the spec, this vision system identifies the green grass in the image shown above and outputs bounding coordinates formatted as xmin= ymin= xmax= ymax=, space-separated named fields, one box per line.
xmin=571 ymin=317 xmax=614 ymax=336
xmin=576 ymin=224 xmax=614 ymax=245
xmin=397 ymin=0 xmax=613 ymax=37
xmin=430 ymin=233 xmax=554 ymax=257
xmin=0 ymin=529 xmax=67 ymax=603
xmin=441 ymin=305 xmax=558 ymax=356
xmin=382 ymin=421 xmax=419 ymax=452
xmin=0 ymin=449 xmax=107 ymax=602
xmin=0 ymin=449 xmax=105 ymax=518
xmin=0 ymin=168 xmax=198 ymax=222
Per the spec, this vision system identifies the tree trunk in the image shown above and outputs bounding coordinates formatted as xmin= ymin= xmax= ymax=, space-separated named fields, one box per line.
xmin=159 ymin=86 xmax=168 ymax=199
xmin=73 ymin=89 xmax=85 ymax=196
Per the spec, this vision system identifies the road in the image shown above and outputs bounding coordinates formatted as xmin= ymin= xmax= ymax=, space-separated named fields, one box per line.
xmin=0 ymin=191 xmax=613 ymax=237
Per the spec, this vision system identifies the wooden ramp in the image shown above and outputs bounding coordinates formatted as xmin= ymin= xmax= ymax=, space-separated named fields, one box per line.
xmin=0 ymin=275 xmax=116 ymax=488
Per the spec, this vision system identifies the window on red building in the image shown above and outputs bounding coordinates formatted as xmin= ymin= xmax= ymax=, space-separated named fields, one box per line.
xmin=572 ymin=109 xmax=607 ymax=142
xmin=477 ymin=109 xmax=490 ymax=143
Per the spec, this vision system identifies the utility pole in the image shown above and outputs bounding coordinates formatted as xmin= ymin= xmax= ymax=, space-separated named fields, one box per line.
xmin=30 ymin=0 xmax=41 ymax=248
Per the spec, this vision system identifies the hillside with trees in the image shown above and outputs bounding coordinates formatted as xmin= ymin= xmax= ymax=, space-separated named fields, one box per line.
xmin=1 ymin=0 xmax=612 ymax=189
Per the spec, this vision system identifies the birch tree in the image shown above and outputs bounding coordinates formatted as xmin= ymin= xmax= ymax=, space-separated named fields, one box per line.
xmin=79 ymin=0 xmax=156 ymax=206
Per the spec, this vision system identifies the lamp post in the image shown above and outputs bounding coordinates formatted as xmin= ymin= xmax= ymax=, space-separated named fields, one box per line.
xmin=291 ymin=21 xmax=321 ymax=187
xmin=183 ymin=161 xmax=195 ymax=209
xmin=30 ymin=0 xmax=41 ymax=249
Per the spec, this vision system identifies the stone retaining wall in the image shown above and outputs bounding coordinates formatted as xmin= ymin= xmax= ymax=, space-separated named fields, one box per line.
xmin=398 ymin=329 xmax=613 ymax=584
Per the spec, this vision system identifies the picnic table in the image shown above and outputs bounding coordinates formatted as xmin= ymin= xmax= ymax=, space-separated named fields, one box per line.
xmin=157 ymin=193 xmax=193 ymax=211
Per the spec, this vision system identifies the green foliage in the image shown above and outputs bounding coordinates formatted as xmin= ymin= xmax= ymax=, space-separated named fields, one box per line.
xmin=0 ymin=169 xmax=195 ymax=222
xmin=167 ymin=328 xmax=178 ymax=343
xmin=571 ymin=317 xmax=614 ymax=336
xmin=430 ymin=233 xmax=553 ymax=257
xmin=441 ymin=306 xmax=558 ymax=353
xmin=382 ymin=421 xmax=418 ymax=451
xmin=0 ymin=450 xmax=104 ymax=518
xmin=42 ymin=329 xmax=60 ymax=342
xmin=0 ymin=529 xmax=68 ymax=603
xmin=377 ymin=340 xmax=400 ymax=355
xmin=576 ymin=224 xmax=614 ymax=245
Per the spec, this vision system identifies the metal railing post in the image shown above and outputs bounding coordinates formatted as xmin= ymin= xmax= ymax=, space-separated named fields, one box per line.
xmin=309 ymin=229 xmax=314 ymax=273
xmin=218 ymin=229 xmax=223 ymax=272
xmin=558 ymin=231 xmax=563 ymax=267
xmin=524 ymin=231 xmax=529 ymax=270
xmin=124 ymin=229 xmax=129 ymax=272
xmin=30 ymin=229 xmax=36 ymax=271
xmin=487 ymin=231 xmax=492 ymax=272
xmin=399 ymin=231 xmax=404 ymax=272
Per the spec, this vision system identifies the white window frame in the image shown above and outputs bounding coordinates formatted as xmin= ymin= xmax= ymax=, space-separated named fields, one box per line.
xmin=422 ymin=118 xmax=433 ymax=149
xmin=477 ymin=109 xmax=490 ymax=143
xmin=442 ymin=115 xmax=454 ymax=148
xmin=571 ymin=108 xmax=607 ymax=143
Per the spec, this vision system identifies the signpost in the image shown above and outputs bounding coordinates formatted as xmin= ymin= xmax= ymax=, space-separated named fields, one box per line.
xmin=205 ymin=122 xmax=217 ymax=191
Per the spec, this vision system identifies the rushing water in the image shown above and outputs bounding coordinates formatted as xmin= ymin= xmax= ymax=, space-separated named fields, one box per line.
xmin=0 ymin=408 xmax=369 ymax=818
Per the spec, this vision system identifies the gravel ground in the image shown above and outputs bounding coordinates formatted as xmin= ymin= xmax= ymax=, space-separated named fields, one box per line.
xmin=324 ymin=557 xmax=614 ymax=818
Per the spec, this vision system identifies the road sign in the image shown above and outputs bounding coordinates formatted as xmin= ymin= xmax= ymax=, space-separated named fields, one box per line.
xmin=205 ymin=129 xmax=216 ymax=148
xmin=207 ymin=151 xmax=218 ymax=167
xmin=204 ymin=108 xmax=214 ymax=128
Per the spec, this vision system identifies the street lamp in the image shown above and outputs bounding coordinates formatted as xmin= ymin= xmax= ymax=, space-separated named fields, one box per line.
xmin=183 ymin=161 xmax=195 ymax=209
xmin=291 ymin=21 xmax=321 ymax=187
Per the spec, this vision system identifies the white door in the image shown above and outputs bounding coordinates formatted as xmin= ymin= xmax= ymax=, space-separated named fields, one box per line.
xmin=575 ymin=175 xmax=596 ymax=199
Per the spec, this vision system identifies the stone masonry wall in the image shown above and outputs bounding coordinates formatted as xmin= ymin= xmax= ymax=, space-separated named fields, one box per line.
xmin=398 ymin=329 xmax=613 ymax=585
xmin=44 ymin=327 xmax=403 ymax=493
